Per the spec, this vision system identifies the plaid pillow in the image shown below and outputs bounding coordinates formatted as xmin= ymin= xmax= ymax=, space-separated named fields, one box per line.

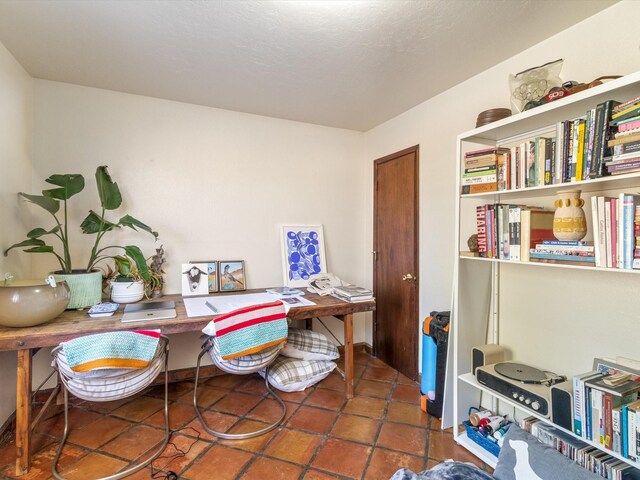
xmin=280 ymin=328 xmax=339 ymax=361
xmin=207 ymin=337 xmax=282 ymax=375
xmin=263 ymin=355 xmax=336 ymax=392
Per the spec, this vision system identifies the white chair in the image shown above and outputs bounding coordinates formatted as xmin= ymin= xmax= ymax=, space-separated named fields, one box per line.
xmin=50 ymin=334 xmax=170 ymax=480
xmin=193 ymin=301 xmax=287 ymax=440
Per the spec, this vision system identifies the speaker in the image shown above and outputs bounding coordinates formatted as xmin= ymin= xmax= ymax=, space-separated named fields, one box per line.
xmin=550 ymin=380 xmax=573 ymax=431
xmin=472 ymin=344 xmax=506 ymax=375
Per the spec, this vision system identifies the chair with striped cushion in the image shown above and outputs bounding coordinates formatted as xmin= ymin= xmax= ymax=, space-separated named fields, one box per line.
xmin=50 ymin=331 xmax=170 ymax=480
xmin=193 ymin=301 xmax=288 ymax=439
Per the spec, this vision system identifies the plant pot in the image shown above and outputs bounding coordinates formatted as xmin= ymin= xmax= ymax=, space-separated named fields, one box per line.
xmin=110 ymin=280 xmax=145 ymax=304
xmin=53 ymin=270 xmax=103 ymax=309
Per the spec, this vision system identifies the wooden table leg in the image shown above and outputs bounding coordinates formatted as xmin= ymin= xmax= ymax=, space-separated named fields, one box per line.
xmin=16 ymin=349 xmax=32 ymax=475
xmin=342 ymin=313 xmax=354 ymax=399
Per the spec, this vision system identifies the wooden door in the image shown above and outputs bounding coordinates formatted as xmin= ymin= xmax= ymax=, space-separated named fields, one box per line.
xmin=373 ymin=146 xmax=419 ymax=380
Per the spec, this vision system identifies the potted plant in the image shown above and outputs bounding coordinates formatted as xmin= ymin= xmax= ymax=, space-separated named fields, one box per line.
xmin=3 ymin=166 xmax=158 ymax=309
xmin=104 ymin=246 xmax=165 ymax=302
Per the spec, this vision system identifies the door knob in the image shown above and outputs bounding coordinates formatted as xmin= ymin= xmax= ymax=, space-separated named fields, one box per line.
xmin=402 ymin=273 xmax=416 ymax=282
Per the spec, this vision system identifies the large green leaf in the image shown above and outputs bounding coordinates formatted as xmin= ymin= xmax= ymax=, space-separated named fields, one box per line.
xmin=80 ymin=210 xmax=118 ymax=234
xmin=4 ymin=238 xmax=45 ymax=255
xmin=119 ymin=215 xmax=159 ymax=239
xmin=43 ymin=174 xmax=85 ymax=200
xmin=19 ymin=193 xmax=60 ymax=214
xmin=113 ymin=255 xmax=133 ymax=277
xmin=95 ymin=166 xmax=122 ymax=210
xmin=124 ymin=245 xmax=150 ymax=282
xmin=27 ymin=226 xmax=60 ymax=238
xmin=24 ymin=246 xmax=55 ymax=253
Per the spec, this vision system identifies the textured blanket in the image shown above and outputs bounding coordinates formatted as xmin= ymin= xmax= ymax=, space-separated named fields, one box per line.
xmin=62 ymin=330 xmax=161 ymax=372
xmin=202 ymin=301 xmax=287 ymax=360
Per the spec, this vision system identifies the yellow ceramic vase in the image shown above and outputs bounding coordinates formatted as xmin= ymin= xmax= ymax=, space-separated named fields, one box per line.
xmin=553 ymin=189 xmax=587 ymax=241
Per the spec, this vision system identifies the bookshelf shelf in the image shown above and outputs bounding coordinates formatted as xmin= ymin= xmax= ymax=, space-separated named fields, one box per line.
xmin=458 ymin=255 xmax=640 ymax=274
xmin=459 ymin=373 xmax=639 ymax=468
xmin=451 ymin=69 xmax=640 ymax=475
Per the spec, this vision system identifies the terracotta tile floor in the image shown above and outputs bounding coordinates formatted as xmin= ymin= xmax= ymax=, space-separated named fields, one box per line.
xmin=0 ymin=350 xmax=492 ymax=479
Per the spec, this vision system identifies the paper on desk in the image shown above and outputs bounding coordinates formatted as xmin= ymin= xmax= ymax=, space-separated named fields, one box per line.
xmin=183 ymin=293 xmax=314 ymax=318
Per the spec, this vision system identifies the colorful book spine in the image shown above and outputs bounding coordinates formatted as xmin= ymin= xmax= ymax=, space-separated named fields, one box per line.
xmin=476 ymin=206 xmax=487 ymax=257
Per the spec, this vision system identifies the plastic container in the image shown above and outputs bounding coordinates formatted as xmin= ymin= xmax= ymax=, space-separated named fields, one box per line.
xmin=463 ymin=420 xmax=501 ymax=457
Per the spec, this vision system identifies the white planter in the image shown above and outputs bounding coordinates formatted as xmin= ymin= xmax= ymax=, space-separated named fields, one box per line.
xmin=110 ymin=280 xmax=145 ymax=304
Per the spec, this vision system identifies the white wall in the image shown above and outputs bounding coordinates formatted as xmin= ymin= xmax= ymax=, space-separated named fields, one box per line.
xmin=363 ymin=0 xmax=640 ymax=375
xmin=0 ymin=43 xmax=32 ymax=424
xmin=28 ymin=80 xmax=368 ymax=377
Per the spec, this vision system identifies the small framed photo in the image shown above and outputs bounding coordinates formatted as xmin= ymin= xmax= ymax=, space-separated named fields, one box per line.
xmin=219 ymin=260 xmax=246 ymax=291
xmin=280 ymin=224 xmax=327 ymax=287
xmin=190 ymin=261 xmax=218 ymax=293
xmin=181 ymin=263 xmax=209 ymax=296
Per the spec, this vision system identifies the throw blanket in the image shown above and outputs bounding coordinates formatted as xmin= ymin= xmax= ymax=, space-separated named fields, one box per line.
xmin=202 ymin=301 xmax=287 ymax=360
xmin=62 ymin=330 xmax=161 ymax=372
xmin=390 ymin=462 xmax=493 ymax=480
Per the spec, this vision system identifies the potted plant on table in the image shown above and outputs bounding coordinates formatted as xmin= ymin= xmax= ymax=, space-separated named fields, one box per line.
xmin=3 ymin=166 xmax=158 ymax=309
xmin=104 ymin=245 xmax=165 ymax=302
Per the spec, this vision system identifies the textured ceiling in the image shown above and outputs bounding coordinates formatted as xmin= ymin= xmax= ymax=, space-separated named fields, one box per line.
xmin=0 ymin=0 xmax=618 ymax=131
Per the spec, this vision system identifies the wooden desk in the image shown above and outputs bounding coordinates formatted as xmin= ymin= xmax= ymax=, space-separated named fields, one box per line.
xmin=0 ymin=290 xmax=374 ymax=475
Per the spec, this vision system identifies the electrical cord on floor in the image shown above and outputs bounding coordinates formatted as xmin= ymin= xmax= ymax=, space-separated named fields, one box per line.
xmin=149 ymin=426 xmax=201 ymax=480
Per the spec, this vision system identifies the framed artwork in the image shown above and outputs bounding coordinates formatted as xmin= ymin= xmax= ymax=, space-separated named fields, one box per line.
xmin=219 ymin=260 xmax=246 ymax=291
xmin=191 ymin=261 xmax=218 ymax=293
xmin=181 ymin=263 xmax=209 ymax=296
xmin=280 ymin=224 xmax=327 ymax=287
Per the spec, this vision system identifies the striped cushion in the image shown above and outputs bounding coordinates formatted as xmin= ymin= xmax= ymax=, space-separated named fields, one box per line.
xmin=207 ymin=336 xmax=282 ymax=375
xmin=61 ymin=330 xmax=161 ymax=372
xmin=281 ymin=328 xmax=340 ymax=361
xmin=202 ymin=301 xmax=288 ymax=360
xmin=262 ymin=356 xmax=336 ymax=392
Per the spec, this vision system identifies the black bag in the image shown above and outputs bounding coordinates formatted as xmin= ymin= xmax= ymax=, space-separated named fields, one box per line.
xmin=426 ymin=310 xmax=450 ymax=418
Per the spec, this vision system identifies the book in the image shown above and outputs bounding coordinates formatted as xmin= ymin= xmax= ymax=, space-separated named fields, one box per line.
xmin=508 ymin=206 xmax=521 ymax=261
xmin=476 ymin=205 xmax=488 ymax=257
xmin=590 ymin=100 xmax=622 ymax=179
xmin=608 ymin=132 xmax=640 ymax=147
xmin=461 ymin=174 xmax=497 ymax=185
xmin=520 ymin=208 xmax=555 ymax=262
xmin=87 ymin=302 xmax=120 ymax=317
xmin=529 ymin=251 xmax=595 ymax=262
xmin=332 ymin=284 xmax=373 ymax=300
xmin=461 ymin=182 xmax=497 ymax=194
xmin=266 ymin=287 xmax=305 ymax=296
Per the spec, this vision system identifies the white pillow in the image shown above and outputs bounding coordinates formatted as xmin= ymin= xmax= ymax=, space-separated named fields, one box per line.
xmin=280 ymin=328 xmax=340 ymax=361
xmin=260 ymin=356 xmax=336 ymax=392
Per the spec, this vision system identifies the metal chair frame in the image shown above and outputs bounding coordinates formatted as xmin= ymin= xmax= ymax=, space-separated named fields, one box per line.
xmin=50 ymin=335 xmax=170 ymax=480
xmin=193 ymin=337 xmax=286 ymax=440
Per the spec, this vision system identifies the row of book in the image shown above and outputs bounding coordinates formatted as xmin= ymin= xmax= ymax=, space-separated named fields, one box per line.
xmin=461 ymin=94 xmax=640 ymax=195
xmin=474 ymin=203 xmax=557 ymax=261
xmin=572 ymin=360 xmax=640 ymax=467
xmin=524 ymin=417 xmax=640 ymax=479
xmin=590 ymin=194 xmax=640 ymax=269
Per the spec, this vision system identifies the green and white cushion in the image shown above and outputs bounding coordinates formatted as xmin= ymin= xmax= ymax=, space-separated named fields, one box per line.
xmin=281 ymin=328 xmax=340 ymax=361
xmin=262 ymin=355 xmax=336 ymax=392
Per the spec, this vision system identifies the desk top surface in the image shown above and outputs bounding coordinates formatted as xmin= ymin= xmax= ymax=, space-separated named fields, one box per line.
xmin=0 ymin=289 xmax=375 ymax=351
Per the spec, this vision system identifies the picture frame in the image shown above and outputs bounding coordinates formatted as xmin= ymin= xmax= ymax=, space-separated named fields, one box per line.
xmin=190 ymin=260 xmax=218 ymax=293
xmin=218 ymin=260 xmax=246 ymax=291
xmin=280 ymin=224 xmax=327 ymax=287
xmin=181 ymin=263 xmax=209 ymax=296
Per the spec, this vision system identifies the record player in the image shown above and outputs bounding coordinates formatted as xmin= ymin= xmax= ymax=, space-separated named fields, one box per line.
xmin=475 ymin=362 xmax=566 ymax=417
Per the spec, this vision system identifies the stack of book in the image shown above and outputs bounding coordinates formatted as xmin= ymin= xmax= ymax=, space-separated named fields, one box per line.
xmin=605 ymin=96 xmax=640 ymax=176
xmin=331 ymin=285 xmax=373 ymax=303
xmin=461 ymin=147 xmax=510 ymax=194
xmin=529 ymin=240 xmax=596 ymax=266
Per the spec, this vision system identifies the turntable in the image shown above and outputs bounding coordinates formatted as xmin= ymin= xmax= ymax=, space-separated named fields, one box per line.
xmin=475 ymin=362 xmax=565 ymax=417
